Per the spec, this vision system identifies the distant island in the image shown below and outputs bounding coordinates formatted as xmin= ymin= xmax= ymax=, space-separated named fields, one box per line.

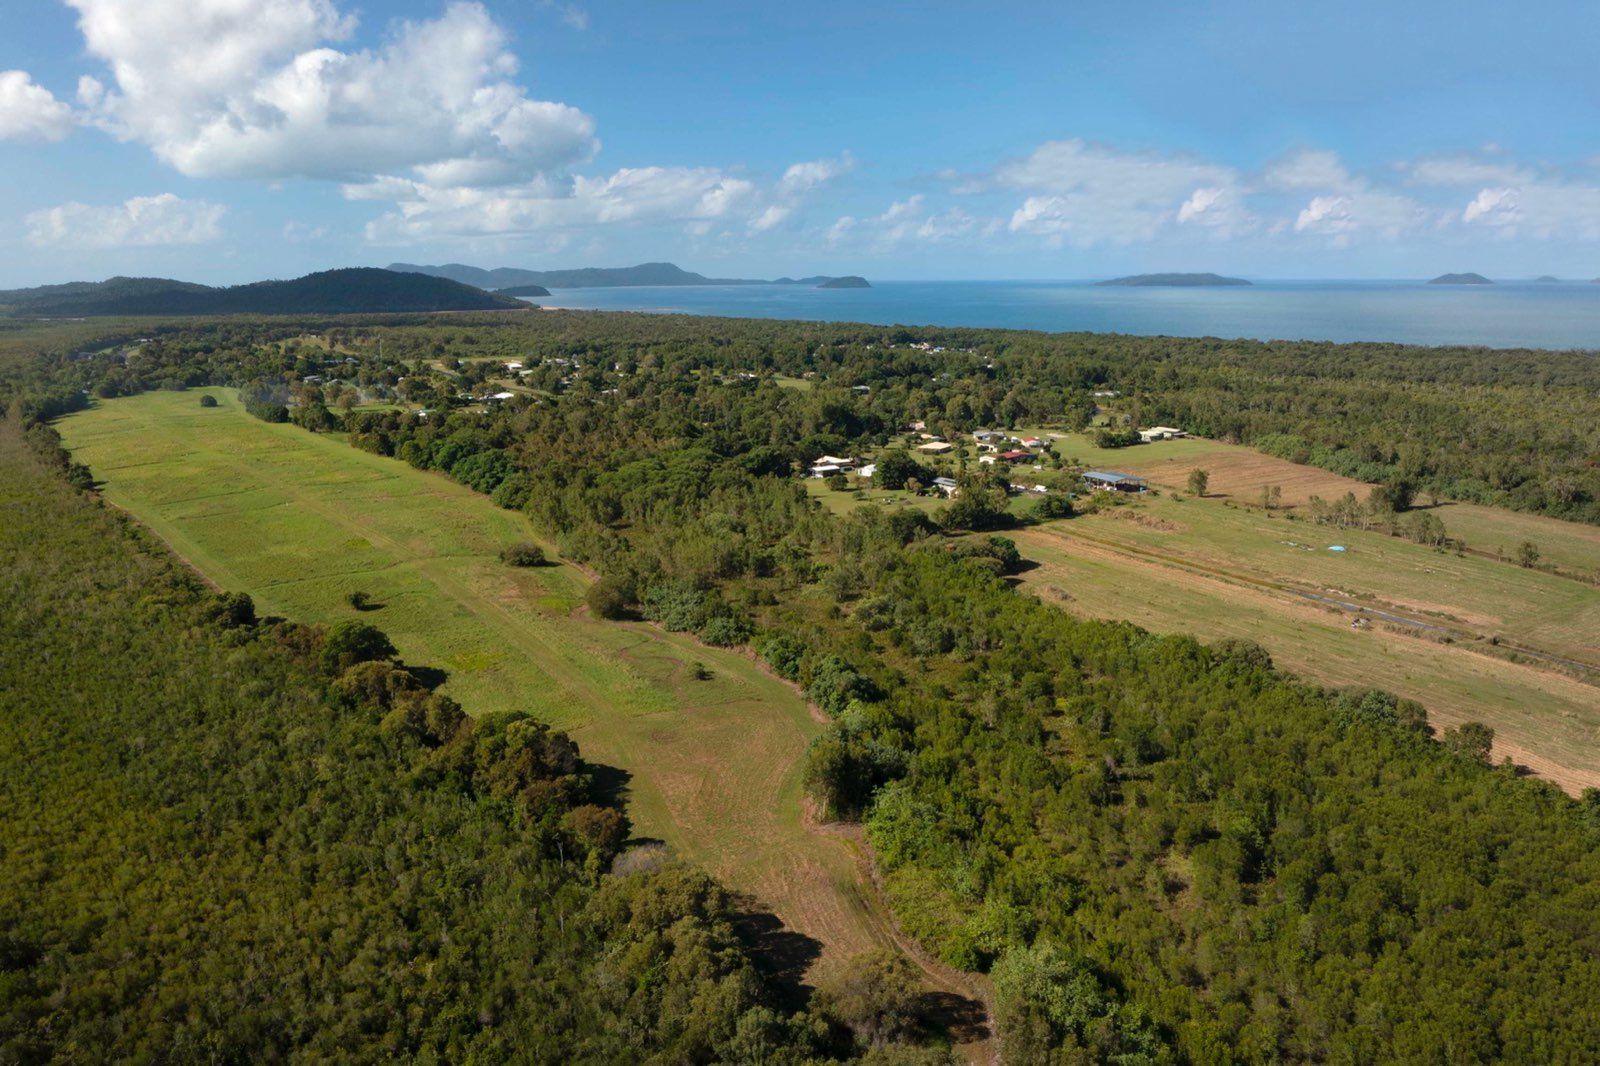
xmin=1095 ymin=272 xmax=1251 ymax=287
xmin=496 ymin=283 xmax=552 ymax=298
xmin=1535 ymin=275 xmax=1561 ymax=283
xmin=1427 ymin=273 xmax=1493 ymax=285
xmin=391 ymin=261 xmax=866 ymax=290
xmin=0 ymin=268 xmax=523 ymax=317
xmin=817 ymin=275 xmax=871 ymax=289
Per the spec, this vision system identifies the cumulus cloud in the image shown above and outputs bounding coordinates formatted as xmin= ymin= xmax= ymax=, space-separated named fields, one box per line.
xmin=995 ymin=139 xmax=1243 ymax=244
xmin=828 ymin=195 xmax=978 ymax=249
xmin=359 ymin=165 xmax=758 ymax=242
xmin=1459 ymin=182 xmax=1600 ymax=239
xmin=1402 ymin=155 xmax=1534 ymax=187
xmin=67 ymin=0 xmax=597 ymax=184
xmin=1262 ymin=149 xmax=1354 ymax=190
xmin=0 ymin=71 xmax=75 ymax=141
xmin=25 ymin=193 xmax=225 ymax=248
xmin=779 ymin=152 xmax=854 ymax=196
xmin=1261 ymin=149 xmax=1425 ymax=240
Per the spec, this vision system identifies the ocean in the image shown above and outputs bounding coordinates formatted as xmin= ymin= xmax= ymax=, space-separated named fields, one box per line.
xmin=520 ymin=279 xmax=1600 ymax=349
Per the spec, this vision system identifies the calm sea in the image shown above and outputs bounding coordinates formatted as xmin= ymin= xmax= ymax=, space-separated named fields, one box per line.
xmin=520 ymin=279 xmax=1600 ymax=350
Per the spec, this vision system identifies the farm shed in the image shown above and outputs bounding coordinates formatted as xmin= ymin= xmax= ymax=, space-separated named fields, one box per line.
xmin=1082 ymin=470 xmax=1148 ymax=493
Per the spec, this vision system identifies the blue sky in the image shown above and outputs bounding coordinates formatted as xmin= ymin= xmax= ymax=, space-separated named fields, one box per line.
xmin=2 ymin=0 xmax=1598 ymax=286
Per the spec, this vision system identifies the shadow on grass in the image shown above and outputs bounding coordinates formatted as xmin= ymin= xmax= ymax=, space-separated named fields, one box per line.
xmin=587 ymin=761 xmax=633 ymax=810
xmin=406 ymin=664 xmax=451 ymax=690
xmin=728 ymin=902 xmax=824 ymax=1011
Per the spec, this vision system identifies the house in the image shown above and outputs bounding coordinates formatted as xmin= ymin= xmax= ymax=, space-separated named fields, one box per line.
xmin=999 ymin=449 xmax=1035 ymax=463
xmin=810 ymin=455 xmax=857 ymax=477
xmin=1081 ymin=470 xmax=1148 ymax=493
xmin=1138 ymin=426 xmax=1187 ymax=442
xmin=932 ymin=476 xmax=960 ymax=496
xmin=977 ymin=454 xmax=997 ymax=465
xmin=908 ymin=420 xmax=927 ymax=431
xmin=490 ymin=391 xmax=517 ymax=401
xmin=917 ymin=441 xmax=954 ymax=454
xmin=1020 ymin=437 xmax=1047 ymax=450
xmin=1029 ymin=484 xmax=1049 ymax=494
xmin=858 ymin=463 xmax=877 ymax=480
xmin=505 ymin=361 xmax=524 ymax=371
xmin=973 ymin=430 xmax=1007 ymax=443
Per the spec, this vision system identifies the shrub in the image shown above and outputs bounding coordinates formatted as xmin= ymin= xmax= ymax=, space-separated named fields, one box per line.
xmin=698 ymin=614 xmax=751 ymax=647
xmin=500 ymin=542 xmax=547 ymax=567
xmin=586 ymin=575 xmax=633 ymax=620
xmin=199 ymin=394 xmax=219 ymax=408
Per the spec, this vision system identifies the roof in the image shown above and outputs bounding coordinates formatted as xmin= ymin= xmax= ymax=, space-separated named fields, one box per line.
xmin=917 ymin=441 xmax=954 ymax=452
xmin=1081 ymin=470 xmax=1147 ymax=484
xmin=932 ymin=476 xmax=959 ymax=487
xmin=999 ymin=449 xmax=1034 ymax=460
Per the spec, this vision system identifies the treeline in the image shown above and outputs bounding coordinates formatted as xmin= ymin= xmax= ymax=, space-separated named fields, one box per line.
xmin=10 ymin=309 xmax=1596 ymax=521
xmin=0 ymin=415 xmax=943 ymax=1063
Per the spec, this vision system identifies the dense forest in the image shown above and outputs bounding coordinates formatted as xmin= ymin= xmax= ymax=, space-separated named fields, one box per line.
xmin=6 ymin=310 xmax=1600 ymax=1061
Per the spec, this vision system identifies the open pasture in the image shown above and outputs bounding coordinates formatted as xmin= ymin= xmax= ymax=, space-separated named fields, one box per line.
xmin=58 ymin=387 xmax=900 ymax=979
xmin=1015 ymin=494 xmax=1600 ymax=792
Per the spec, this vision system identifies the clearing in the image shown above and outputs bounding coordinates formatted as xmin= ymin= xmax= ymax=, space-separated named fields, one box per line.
xmin=57 ymin=388 xmax=938 ymax=995
xmin=1014 ymin=494 xmax=1600 ymax=792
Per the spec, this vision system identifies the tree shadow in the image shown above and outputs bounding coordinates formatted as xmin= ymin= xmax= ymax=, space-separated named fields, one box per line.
xmin=405 ymin=664 xmax=451 ymax=690
xmin=917 ymin=988 xmax=992 ymax=1046
xmin=728 ymin=900 xmax=824 ymax=1011
xmin=587 ymin=761 xmax=633 ymax=810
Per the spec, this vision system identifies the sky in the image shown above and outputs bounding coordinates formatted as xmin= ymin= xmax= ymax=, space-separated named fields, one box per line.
xmin=2 ymin=0 xmax=1598 ymax=286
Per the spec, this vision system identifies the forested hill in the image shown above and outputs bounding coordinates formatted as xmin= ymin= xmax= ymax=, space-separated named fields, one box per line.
xmin=1095 ymin=272 xmax=1251 ymax=286
xmin=391 ymin=260 xmax=864 ymax=289
xmin=0 ymin=269 xmax=522 ymax=317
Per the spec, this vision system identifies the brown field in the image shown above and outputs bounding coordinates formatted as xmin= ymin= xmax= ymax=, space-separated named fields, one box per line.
xmin=1015 ymin=488 xmax=1600 ymax=794
xmin=1107 ymin=442 xmax=1367 ymax=506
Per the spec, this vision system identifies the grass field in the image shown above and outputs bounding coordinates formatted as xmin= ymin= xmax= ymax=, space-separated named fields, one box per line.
xmin=58 ymin=388 xmax=908 ymax=984
xmin=1040 ymin=431 xmax=1600 ymax=578
xmin=1013 ymin=495 xmax=1600 ymax=793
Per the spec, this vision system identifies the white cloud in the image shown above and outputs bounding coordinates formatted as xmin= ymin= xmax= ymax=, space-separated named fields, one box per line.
xmin=25 ymin=193 xmax=225 ymax=248
xmin=1263 ymin=150 xmax=1425 ymax=240
xmin=779 ymin=152 xmax=854 ymax=196
xmin=995 ymin=139 xmax=1241 ymax=245
xmin=359 ymin=165 xmax=757 ymax=242
xmin=0 ymin=71 xmax=75 ymax=141
xmin=543 ymin=2 xmax=589 ymax=31
xmin=1402 ymin=155 xmax=1534 ymax=187
xmin=1459 ymin=182 xmax=1600 ymax=239
xmin=67 ymin=0 xmax=597 ymax=185
xmin=748 ymin=205 xmax=792 ymax=233
xmin=1263 ymin=149 xmax=1354 ymax=190
xmin=827 ymin=194 xmax=977 ymax=250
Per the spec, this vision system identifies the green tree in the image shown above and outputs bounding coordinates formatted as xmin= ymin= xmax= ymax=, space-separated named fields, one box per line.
xmin=320 ymin=620 xmax=397 ymax=674
xmin=1517 ymin=540 xmax=1541 ymax=568
xmin=816 ymin=950 xmax=923 ymax=1048
xmin=1445 ymin=721 xmax=1496 ymax=764
xmin=1186 ymin=468 xmax=1209 ymax=497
